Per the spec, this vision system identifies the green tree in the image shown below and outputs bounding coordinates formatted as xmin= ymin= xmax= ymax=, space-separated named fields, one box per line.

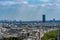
xmin=41 ymin=30 xmax=58 ymax=40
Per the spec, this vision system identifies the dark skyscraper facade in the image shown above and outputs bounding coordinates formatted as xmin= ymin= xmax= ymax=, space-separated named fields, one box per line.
xmin=42 ymin=14 xmax=46 ymax=22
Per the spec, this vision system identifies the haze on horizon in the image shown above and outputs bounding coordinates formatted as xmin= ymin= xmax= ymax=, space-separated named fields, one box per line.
xmin=0 ymin=0 xmax=60 ymax=21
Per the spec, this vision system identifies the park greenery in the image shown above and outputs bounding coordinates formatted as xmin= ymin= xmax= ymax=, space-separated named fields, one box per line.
xmin=41 ymin=30 xmax=58 ymax=40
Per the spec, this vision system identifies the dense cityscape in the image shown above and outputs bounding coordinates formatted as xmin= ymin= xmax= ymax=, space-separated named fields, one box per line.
xmin=0 ymin=14 xmax=59 ymax=40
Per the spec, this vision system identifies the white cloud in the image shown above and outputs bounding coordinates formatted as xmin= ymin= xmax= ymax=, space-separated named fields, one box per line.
xmin=56 ymin=0 xmax=60 ymax=2
xmin=0 ymin=0 xmax=60 ymax=8
xmin=50 ymin=0 xmax=60 ymax=2
xmin=40 ymin=4 xmax=46 ymax=7
xmin=21 ymin=1 xmax=28 ymax=4
xmin=39 ymin=0 xmax=49 ymax=2
xmin=28 ymin=5 xmax=37 ymax=8
xmin=55 ymin=4 xmax=60 ymax=7
xmin=0 ymin=1 xmax=15 ymax=6
xmin=0 ymin=1 xmax=28 ymax=6
xmin=39 ymin=3 xmax=60 ymax=7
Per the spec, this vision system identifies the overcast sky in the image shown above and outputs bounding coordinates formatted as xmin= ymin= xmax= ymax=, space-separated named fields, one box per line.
xmin=0 ymin=0 xmax=60 ymax=21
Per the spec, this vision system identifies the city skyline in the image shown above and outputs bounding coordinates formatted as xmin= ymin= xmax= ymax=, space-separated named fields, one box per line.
xmin=0 ymin=0 xmax=60 ymax=21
